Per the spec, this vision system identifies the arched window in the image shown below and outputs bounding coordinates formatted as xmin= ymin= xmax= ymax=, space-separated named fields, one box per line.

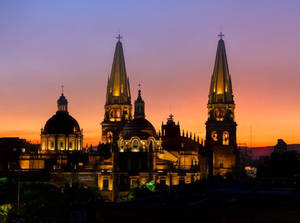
xmin=110 ymin=110 xmax=114 ymax=118
xmin=119 ymin=140 xmax=125 ymax=152
xmin=131 ymin=139 xmax=139 ymax=152
xmin=116 ymin=109 xmax=120 ymax=118
xmin=50 ymin=141 xmax=54 ymax=149
xmin=107 ymin=132 xmax=113 ymax=143
xmin=211 ymin=131 xmax=218 ymax=141
xmin=223 ymin=131 xmax=229 ymax=145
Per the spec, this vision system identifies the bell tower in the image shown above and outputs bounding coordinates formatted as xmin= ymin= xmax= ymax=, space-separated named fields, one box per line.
xmin=101 ymin=35 xmax=132 ymax=144
xmin=205 ymin=33 xmax=237 ymax=176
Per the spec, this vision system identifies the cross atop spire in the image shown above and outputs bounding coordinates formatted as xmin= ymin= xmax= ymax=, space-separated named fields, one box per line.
xmin=138 ymin=82 xmax=141 ymax=90
xmin=218 ymin=32 xmax=224 ymax=39
xmin=116 ymin=34 xmax=122 ymax=42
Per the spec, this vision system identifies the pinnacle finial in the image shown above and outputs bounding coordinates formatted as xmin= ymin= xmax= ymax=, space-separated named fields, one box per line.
xmin=61 ymin=84 xmax=64 ymax=94
xmin=138 ymin=82 xmax=142 ymax=95
xmin=218 ymin=32 xmax=224 ymax=39
xmin=116 ymin=34 xmax=122 ymax=42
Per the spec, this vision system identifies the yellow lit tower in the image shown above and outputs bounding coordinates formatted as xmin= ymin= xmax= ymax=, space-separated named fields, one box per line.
xmin=101 ymin=35 xmax=132 ymax=144
xmin=205 ymin=33 xmax=237 ymax=176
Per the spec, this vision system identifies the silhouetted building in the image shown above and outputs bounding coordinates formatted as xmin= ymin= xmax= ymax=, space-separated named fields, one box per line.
xmin=161 ymin=114 xmax=181 ymax=150
xmin=0 ymin=137 xmax=26 ymax=171
xmin=274 ymin=139 xmax=287 ymax=153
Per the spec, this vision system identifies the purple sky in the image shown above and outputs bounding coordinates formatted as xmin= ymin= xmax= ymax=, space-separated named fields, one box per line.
xmin=0 ymin=0 xmax=300 ymax=146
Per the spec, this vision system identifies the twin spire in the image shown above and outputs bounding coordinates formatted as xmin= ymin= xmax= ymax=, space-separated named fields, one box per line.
xmin=106 ymin=36 xmax=131 ymax=105
xmin=106 ymin=33 xmax=233 ymax=106
xmin=208 ymin=33 xmax=234 ymax=104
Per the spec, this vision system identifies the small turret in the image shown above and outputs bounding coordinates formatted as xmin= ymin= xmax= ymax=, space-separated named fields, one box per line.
xmin=134 ymin=89 xmax=145 ymax=119
xmin=57 ymin=86 xmax=68 ymax=112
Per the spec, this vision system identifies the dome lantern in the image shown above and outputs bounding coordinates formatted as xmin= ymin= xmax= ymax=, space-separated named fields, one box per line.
xmin=57 ymin=85 xmax=68 ymax=112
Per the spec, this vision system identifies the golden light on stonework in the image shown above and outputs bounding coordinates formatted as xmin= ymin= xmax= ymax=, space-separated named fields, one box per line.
xmin=223 ymin=131 xmax=230 ymax=145
xmin=217 ymin=89 xmax=223 ymax=94
xmin=211 ymin=131 xmax=218 ymax=141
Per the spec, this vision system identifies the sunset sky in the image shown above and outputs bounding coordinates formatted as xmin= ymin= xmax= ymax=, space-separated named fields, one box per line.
xmin=0 ymin=0 xmax=300 ymax=147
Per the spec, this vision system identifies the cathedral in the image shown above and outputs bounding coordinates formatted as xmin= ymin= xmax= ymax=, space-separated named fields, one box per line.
xmin=94 ymin=34 xmax=237 ymax=201
xmin=14 ymin=33 xmax=238 ymax=202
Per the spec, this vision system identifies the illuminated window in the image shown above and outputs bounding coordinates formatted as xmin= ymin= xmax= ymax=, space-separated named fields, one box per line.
xmin=69 ymin=142 xmax=73 ymax=149
xmin=116 ymin=109 xmax=120 ymax=118
xmin=50 ymin=141 xmax=54 ymax=149
xmin=131 ymin=139 xmax=139 ymax=152
xmin=211 ymin=131 xmax=218 ymax=141
xmin=119 ymin=140 xmax=125 ymax=152
xmin=60 ymin=142 xmax=64 ymax=149
xmin=214 ymin=108 xmax=225 ymax=121
xmin=110 ymin=110 xmax=114 ymax=118
xmin=223 ymin=131 xmax=229 ymax=145
xmin=107 ymin=132 xmax=113 ymax=143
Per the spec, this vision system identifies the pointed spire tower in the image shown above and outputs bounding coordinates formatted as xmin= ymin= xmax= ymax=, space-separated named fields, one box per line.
xmin=207 ymin=33 xmax=236 ymax=122
xmin=134 ymin=88 xmax=145 ymax=119
xmin=101 ymin=35 xmax=132 ymax=144
xmin=106 ymin=35 xmax=131 ymax=105
xmin=208 ymin=32 xmax=234 ymax=105
xmin=205 ymin=33 xmax=237 ymax=176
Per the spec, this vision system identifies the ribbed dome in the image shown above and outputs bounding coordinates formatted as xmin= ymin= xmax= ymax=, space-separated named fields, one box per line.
xmin=43 ymin=111 xmax=80 ymax=134
xmin=121 ymin=118 xmax=157 ymax=140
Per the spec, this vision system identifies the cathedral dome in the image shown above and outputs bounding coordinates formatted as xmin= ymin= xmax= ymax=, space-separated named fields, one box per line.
xmin=43 ymin=111 xmax=80 ymax=135
xmin=121 ymin=118 xmax=157 ymax=140
xmin=41 ymin=91 xmax=83 ymax=152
